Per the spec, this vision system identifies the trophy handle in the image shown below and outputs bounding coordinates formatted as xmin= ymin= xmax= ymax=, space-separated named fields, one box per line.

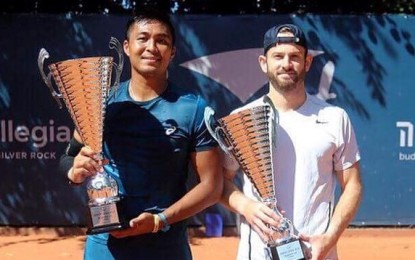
xmin=109 ymin=37 xmax=123 ymax=90
xmin=263 ymin=95 xmax=278 ymax=148
xmin=37 ymin=48 xmax=63 ymax=108
xmin=263 ymin=197 xmax=294 ymax=245
xmin=204 ymin=107 xmax=234 ymax=155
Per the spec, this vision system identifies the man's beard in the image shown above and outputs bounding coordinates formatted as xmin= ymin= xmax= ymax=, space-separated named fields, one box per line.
xmin=268 ymin=69 xmax=306 ymax=93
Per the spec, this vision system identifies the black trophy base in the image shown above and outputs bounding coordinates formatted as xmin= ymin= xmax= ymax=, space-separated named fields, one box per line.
xmin=86 ymin=198 xmax=129 ymax=235
xmin=86 ymin=221 xmax=130 ymax=235
xmin=270 ymin=236 xmax=306 ymax=260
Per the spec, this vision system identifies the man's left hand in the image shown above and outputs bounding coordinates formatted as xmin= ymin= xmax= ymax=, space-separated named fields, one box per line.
xmin=110 ymin=212 xmax=154 ymax=238
xmin=299 ymin=233 xmax=335 ymax=260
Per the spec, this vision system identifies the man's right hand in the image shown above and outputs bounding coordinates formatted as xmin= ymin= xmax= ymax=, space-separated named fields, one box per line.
xmin=240 ymin=198 xmax=285 ymax=243
xmin=221 ymin=175 xmax=286 ymax=244
xmin=68 ymin=146 xmax=103 ymax=184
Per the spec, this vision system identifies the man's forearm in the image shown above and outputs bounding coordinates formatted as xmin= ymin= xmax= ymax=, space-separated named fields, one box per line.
xmin=163 ymin=177 xmax=222 ymax=225
xmin=163 ymin=148 xmax=223 ymax=226
xmin=221 ymin=178 xmax=250 ymax=214
xmin=220 ymin=167 xmax=253 ymax=215
xmin=325 ymin=177 xmax=362 ymax=244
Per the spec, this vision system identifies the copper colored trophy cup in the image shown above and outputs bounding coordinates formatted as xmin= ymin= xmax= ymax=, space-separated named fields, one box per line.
xmin=37 ymin=37 xmax=129 ymax=235
xmin=204 ymin=97 xmax=306 ymax=260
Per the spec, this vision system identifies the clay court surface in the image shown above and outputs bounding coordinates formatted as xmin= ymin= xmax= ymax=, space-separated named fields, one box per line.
xmin=0 ymin=227 xmax=414 ymax=259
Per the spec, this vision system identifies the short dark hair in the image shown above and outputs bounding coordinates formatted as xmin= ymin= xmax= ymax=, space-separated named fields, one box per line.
xmin=125 ymin=10 xmax=176 ymax=46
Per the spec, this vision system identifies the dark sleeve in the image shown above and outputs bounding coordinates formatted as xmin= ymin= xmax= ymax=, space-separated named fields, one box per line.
xmin=59 ymin=137 xmax=83 ymax=185
xmin=192 ymin=96 xmax=218 ymax=152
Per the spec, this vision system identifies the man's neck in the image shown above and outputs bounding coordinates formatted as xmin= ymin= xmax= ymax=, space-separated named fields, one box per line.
xmin=267 ymin=83 xmax=307 ymax=112
xmin=129 ymin=74 xmax=168 ymax=102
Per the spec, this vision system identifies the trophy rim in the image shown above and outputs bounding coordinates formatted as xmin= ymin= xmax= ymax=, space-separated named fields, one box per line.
xmin=48 ymin=56 xmax=114 ymax=67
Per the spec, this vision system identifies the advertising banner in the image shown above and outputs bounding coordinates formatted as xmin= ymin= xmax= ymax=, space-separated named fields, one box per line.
xmin=0 ymin=14 xmax=414 ymax=226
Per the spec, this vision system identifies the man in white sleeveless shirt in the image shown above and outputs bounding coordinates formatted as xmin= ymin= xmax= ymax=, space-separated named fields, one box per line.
xmin=220 ymin=24 xmax=362 ymax=260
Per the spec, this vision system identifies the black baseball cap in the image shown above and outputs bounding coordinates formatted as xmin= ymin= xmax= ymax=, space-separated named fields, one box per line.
xmin=263 ymin=24 xmax=308 ymax=54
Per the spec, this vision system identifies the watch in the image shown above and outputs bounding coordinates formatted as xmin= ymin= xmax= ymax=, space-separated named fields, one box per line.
xmin=157 ymin=212 xmax=170 ymax=232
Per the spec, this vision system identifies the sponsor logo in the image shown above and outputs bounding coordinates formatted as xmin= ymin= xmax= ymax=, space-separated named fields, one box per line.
xmin=0 ymin=119 xmax=71 ymax=160
xmin=162 ymin=120 xmax=178 ymax=136
xmin=399 ymin=152 xmax=415 ymax=161
xmin=396 ymin=121 xmax=413 ymax=147
xmin=0 ymin=151 xmax=57 ymax=160
xmin=165 ymin=126 xmax=177 ymax=136
xmin=315 ymin=119 xmax=328 ymax=124
xmin=396 ymin=121 xmax=415 ymax=161
xmin=0 ymin=119 xmax=71 ymax=148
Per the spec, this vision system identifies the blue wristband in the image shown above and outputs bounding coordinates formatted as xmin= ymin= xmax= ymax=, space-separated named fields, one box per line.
xmin=157 ymin=213 xmax=170 ymax=232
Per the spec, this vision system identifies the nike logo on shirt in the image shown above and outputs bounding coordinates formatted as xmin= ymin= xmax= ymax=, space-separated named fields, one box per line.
xmin=316 ymin=119 xmax=328 ymax=124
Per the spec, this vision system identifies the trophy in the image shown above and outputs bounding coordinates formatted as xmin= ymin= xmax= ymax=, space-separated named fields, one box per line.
xmin=204 ymin=97 xmax=306 ymax=260
xmin=37 ymin=37 xmax=129 ymax=235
